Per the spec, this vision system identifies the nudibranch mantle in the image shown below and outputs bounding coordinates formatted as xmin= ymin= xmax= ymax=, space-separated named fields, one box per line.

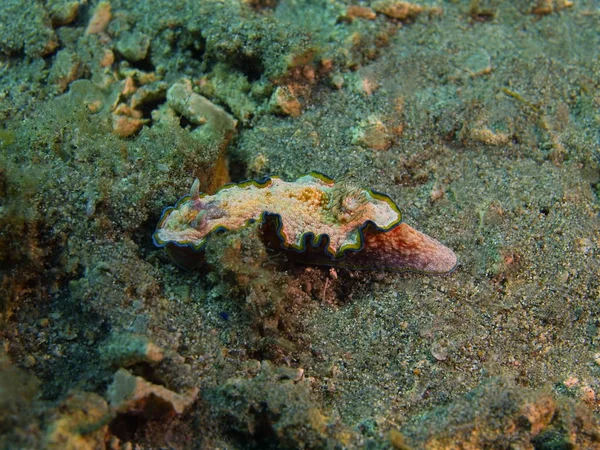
xmin=154 ymin=173 xmax=458 ymax=274
xmin=154 ymin=173 xmax=401 ymax=258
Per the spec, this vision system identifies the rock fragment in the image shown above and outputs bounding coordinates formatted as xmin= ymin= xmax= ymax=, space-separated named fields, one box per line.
xmin=167 ymin=78 xmax=237 ymax=132
xmin=269 ymin=86 xmax=303 ymax=117
xmin=351 ymin=116 xmax=392 ymax=151
xmin=130 ymin=81 xmax=168 ymax=110
xmin=116 ymin=31 xmax=151 ymax=62
xmin=48 ymin=49 xmax=84 ymax=93
xmin=112 ymin=104 xmax=146 ymax=138
xmin=48 ymin=0 xmax=80 ymax=26
xmin=86 ymin=1 xmax=111 ymax=35
xmin=531 ymin=0 xmax=573 ymax=15
xmin=345 ymin=5 xmax=377 ymax=20
xmin=372 ymin=0 xmax=424 ymax=20
xmin=467 ymin=127 xmax=509 ymax=146
xmin=100 ymin=332 xmax=165 ymax=367
xmin=61 ymin=79 xmax=106 ymax=113
xmin=107 ymin=369 xmax=198 ymax=417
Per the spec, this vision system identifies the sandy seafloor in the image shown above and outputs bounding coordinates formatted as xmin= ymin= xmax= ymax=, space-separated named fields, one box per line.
xmin=1 ymin=0 xmax=600 ymax=448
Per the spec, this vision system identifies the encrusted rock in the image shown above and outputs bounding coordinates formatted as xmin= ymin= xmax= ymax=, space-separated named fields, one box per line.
xmin=351 ymin=116 xmax=392 ymax=151
xmin=44 ymin=392 xmax=110 ymax=449
xmin=130 ymin=81 xmax=168 ymax=110
xmin=100 ymin=332 xmax=165 ymax=367
xmin=112 ymin=104 xmax=147 ymax=138
xmin=48 ymin=49 xmax=84 ymax=93
xmin=197 ymin=62 xmax=261 ymax=123
xmin=269 ymin=86 xmax=302 ymax=117
xmin=86 ymin=1 xmax=111 ymax=35
xmin=48 ymin=0 xmax=80 ymax=26
xmin=61 ymin=79 xmax=106 ymax=113
xmin=116 ymin=31 xmax=151 ymax=63
xmin=208 ymin=360 xmax=356 ymax=446
xmin=167 ymin=78 xmax=237 ymax=132
xmin=466 ymin=126 xmax=509 ymax=147
xmin=372 ymin=0 xmax=424 ymax=20
xmin=107 ymin=368 xmax=198 ymax=417
xmin=531 ymin=0 xmax=573 ymax=15
xmin=518 ymin=396 xmax=556 ymax=436
xmin=345 ymin=5 xmax=377 ymax=20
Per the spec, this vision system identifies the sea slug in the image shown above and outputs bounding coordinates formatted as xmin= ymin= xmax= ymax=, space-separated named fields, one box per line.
xmin=153 ymin=173 xmax=457 ymax=274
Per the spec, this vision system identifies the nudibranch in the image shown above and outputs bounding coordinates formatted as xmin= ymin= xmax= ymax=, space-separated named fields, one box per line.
xmin=153 ymin=173 xmax=457 ymax=274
